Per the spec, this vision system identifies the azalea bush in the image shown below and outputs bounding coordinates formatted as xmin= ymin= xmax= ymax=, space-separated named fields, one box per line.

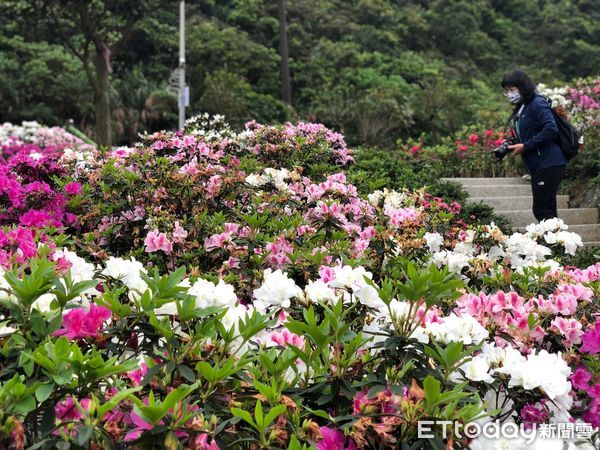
xmin=71 ymin=116 xmax=470 ymax=285
xmin=0 ymin=121 xmax=92 ymax=151
xmin=0 ymin=117 xmax=599 ymax=449
xmin=0 ymin=244 xmax=599 ymax=449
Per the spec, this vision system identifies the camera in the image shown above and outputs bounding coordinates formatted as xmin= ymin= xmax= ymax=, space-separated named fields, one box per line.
xmin=493 ymin=136 xmax=518 ymax=161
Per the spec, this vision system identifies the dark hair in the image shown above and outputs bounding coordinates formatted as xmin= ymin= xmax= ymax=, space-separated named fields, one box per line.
xmin=501 ymin=69 xmax=537 ymax=104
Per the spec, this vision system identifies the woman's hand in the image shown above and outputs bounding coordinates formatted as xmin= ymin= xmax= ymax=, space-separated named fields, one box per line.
xmin=508 ymin=143 xmax=525 ymax=155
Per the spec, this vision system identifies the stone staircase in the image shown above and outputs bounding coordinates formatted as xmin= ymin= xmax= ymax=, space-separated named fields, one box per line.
xmin=442 ymin=177 xmax=600 ymax=248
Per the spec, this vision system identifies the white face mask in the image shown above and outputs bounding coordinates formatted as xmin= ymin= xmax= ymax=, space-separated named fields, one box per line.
xmin=505 ymin=89 xmax=522 ymax=104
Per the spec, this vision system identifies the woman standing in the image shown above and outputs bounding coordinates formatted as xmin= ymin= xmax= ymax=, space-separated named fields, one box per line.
xmin=502 ymin=69 xmax=567 ymax=221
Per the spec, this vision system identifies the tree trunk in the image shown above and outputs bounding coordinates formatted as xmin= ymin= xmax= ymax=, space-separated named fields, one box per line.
xmin=93 ymin=46 xmax=112 ymax=148
xmin=277 ymin=0 xmax=291 ymax=105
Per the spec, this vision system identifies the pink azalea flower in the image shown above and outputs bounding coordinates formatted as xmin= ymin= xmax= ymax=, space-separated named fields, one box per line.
xmin=19 ymin=209 xmax=62 ymax=228
xmin=385 ymin=207 xmax=420 ymax=228
xmin=53 ymin=304 xmax=111 ymax=340
xmin=319 ymin=266 xmax=336 ymax=284
xmin=183 ymin=135 xmax=196 ymax=147
xmin=205 ymin=175 xmax=222 ymax=199
xmin=352 ymin=238 xmax=370 ymax=255
xmin=359 ymin=226 xmax=376 ymax=240
xmin=297 ymin=225 xmax=315 ymax=236
xmin=172 ymin=221 xmax=188 ymax=244
xmin=267 ymin=329 xmax=305 ymax=349
xmin=55 ymin=397 xmax=90 ymax=422
xmin=193 ymin=434 xmax=220 ymax=450
xmin=152 ymin=140 xmax=165 ymax=150
xmin=144 ymin=230 xmax=173 ymax=254
xmin=204 ymin=232 xmax=232 ymax=252
xmin=224 ymin=223 xmax=240 ymax=234
xmin=409 ymin=145 xmax=421 ymax=155
xmin=550 ymin=317 xmax=583 ymax=346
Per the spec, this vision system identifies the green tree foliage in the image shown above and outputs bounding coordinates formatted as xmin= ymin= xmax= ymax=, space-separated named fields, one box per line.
xmin=0 ymin=0 xmax=598 ymax=146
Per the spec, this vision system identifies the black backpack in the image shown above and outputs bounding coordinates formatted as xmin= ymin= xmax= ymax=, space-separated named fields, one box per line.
xmin=546 ymin=98 xmax=580 ymax=160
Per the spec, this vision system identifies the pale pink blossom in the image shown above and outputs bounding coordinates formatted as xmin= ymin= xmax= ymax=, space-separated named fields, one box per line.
xmin=172 ymin=221 xmax=188 ymax=243
xmin=144 ymin=230 xmax=173 ymax=254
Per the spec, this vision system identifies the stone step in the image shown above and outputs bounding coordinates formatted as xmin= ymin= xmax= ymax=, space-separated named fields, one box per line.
xmin=441 ymin=177 xmax=529 ymax=186
xmin=464 ymin=184 xmax=532 ymax=198
xmin=469 ymin=195 xmax=569 ymax=211
xmin=499 ymin=208 xmax=598 ymax=227
xmin=568 ymin=225 xmax=600 ymax=242
xmin=582 ymin=241 xmax=600 ymax=248
xmin=517 ymin=224 xmax=600 ymax=242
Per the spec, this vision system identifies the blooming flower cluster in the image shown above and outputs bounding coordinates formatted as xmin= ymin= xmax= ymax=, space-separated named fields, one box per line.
xmin=0 ymin=117 xmax=598 ymax=449
xmin=0 ymin=121 xmax=91 ymax=150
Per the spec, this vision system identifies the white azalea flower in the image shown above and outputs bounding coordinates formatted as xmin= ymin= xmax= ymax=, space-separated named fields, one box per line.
xmin=353 ymin=284 xmax=386 ymax=311
xmin=424 ymin=232 xmax=444 ymax=252
xmin=462 ymin=355 xmax=494 ymax=383
xmin=329 ymin=265 xmax=373 ymax=291
xmin=245 ymin=173 xmax=266 ymax=186
xmin=506 ymin=350 xmax=571 ymax=399
xmin=253 ymin=269 xmax=302 ymax=312
xmin=304 ymin=279 xmax=338 ymax=304
xmin=53 ymin=248 xmax=99 ymax=295
xmin=154 ymin=300 xmax=179 ymax=316
xmin=426 ymin=314 xmax=489 ymax=345
xmin=367 ymin=190 xmax=384 ymax=206
xmin=102 ymin=257 xmax=148 ymax=293
xmin=220 ymin=304 xmax=254 ymax=334
xmin=190 ymin=278 xmax=237 ymax=309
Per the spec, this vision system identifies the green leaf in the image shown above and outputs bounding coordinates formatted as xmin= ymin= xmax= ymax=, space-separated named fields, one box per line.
xmin=288 ymin=436 xmax=304 ymax=450
xmin=35 ymin=383 xmax=54 ymax=403
xmin=96 ymin=387 xmax=142 ymax=418
xmin=263 ymin=404 xmax=287 ymax=428
xmin=14 ymin=395 xmax=36 ymax=415
xmin=177 ymin=364 xmax=196 ymax=382
xmin=424 ymin=376 xmax=441 ymax=407
xmin=231 ymin=407 xmax=257 ymax=429
xmin=76 ymin=425 xmax=94 ymax=446
xmin=527 ymin=312 xmax=536 ymax=330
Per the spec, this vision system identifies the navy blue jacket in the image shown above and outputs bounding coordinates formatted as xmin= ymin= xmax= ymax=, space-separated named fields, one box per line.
xmin=515 ymin=95 xmax=567 ymax=174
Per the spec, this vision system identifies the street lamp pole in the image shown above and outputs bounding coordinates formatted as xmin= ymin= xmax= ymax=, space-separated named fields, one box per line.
xmin=178 ymin=1 xmax=186 ymax=130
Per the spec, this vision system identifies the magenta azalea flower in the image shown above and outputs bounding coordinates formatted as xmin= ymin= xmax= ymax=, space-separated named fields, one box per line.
xmin=53 ymin=304 xmax=111 ymax=340
xmin=317 ymin=427 xmax=357 ymax=450
xmin=580 ymin=322 xmax=600 ymax=354
xmin=520 ymin=403 xmax=549 ymax=430
xmin=124 ymin=410 xmax=155 ymax=441
xmin=570 ymin=366 xmax=592 ymax=390
xmin=353 ymin=388 xmax=372 ymax=415
xmin=64 ymin=181 xmax=83 ymax=195
xmin=54 ymin=397 xmax=91 ymax=435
